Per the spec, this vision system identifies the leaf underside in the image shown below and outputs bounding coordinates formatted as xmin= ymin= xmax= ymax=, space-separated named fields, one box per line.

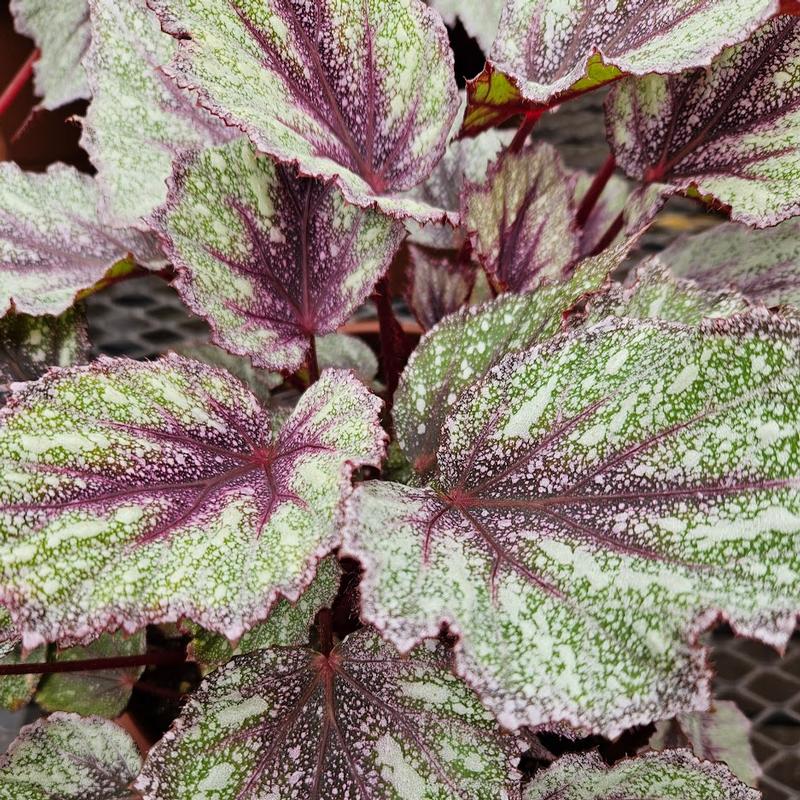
xmin=347 ymin=313 xmax=800 ymax=735
xmin=427 ymin=0 xmax=503 ymax=53
xmin=0 ymin=357 xmax=384 ymax=648
xmin=138 ymin=628 xmax=520 ymax=800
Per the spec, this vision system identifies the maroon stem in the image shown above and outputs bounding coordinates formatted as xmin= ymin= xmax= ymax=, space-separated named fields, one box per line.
xmin=589 ymin=209 xmax=624 ymax=257
xmin=0 ymin=49 xmax=39 ymax=118
xmin=575 ymin=154 xmax=617 ymax=229
xmin=317 ymin=608 xmax=333 ymax=655
xmin=306 ymin=334 xmax=320 ymax=384
xmin=372 ymin=277 xmax=407 ymax=409
xmin=509 ymin=110 xmax=542 ymax=154
xmin=0 ymin=650 xmax=186 ymax=677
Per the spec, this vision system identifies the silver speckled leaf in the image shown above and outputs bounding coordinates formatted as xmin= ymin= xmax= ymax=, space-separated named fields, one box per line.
xmin=316 ymin=334 xmax=379 ymax=384
xmin=150 ymin=0 xmax=461 ymax=222
xmin=153 ymin=138 xmax=404 ymax=373
xmin=346 ymin=313 xmax=800 ymax=735
xmin=572 ymin=170 xmax=630 ymax=258
xmin=427 ymin=0 xmax=503 ymax=53
xmin=608 ymin=17 xmax=800 ymax=228
xmin=0 ymin=610 xmax=42 ymax=711
xmin=137 ymin=628 xmax=521 ymax=800
xmin=0 ymin=357 xmax=384 ymax=648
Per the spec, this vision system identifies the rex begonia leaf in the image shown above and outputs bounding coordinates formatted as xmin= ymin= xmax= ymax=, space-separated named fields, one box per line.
xmin=137 ymin=628 xmax=521 ymax=800
xmin=463 ymin=142 xmax=579 ymax=293
xmin=486 ymin=0 xmax=776 ymax=107
xmin=187 ymin=554 xmax=341 ymax=670
xmin=523 ymin=750 xmax=757 ymax=800
xmin=316 ymin=334 xmax=379 ymax=385
xmin=0 ymin=713 xmax=141 ymax=800
xmin=0 ymin=309 xmax=90 ymax=404
xmin=427 ymin=0 xmax=503 ymax=53
xmin=81 ymin=0 xmax=234 ymax=228
xmin=153 ymin=138 xmax=405 ymax=373
xmin=654 ymin=219 xmax=800 ymax=309
xmin=0 ymin=162 xmax=165 ymax=316
xmin=10 ymin=0 xmax=90 ymax=110
xmin=35 ymin=631 xmax=146 ymax=718
xmin=572 ymin=170 xmax=630 ymax=258
xmin=0 ymin=610 xmax=43 ymax=711
xmin=607 ymin=16 xmax=800 ymax=228
xmin=0 ymin=357 xmax=384 ymax=648
xmin=149 ymin=0 xmax=461 ymax=223
xmin=648 ymin=701 xmax=761 ymax=787
xmin=394 ymin=250 xmax=624 ymax=480
xmin=346 ymin=313 xmax=800 ymax=735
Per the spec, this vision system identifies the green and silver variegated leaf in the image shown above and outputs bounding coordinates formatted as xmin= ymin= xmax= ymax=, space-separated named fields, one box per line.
xmin=137 ymin=628 xmax=521 ymax=800
xmin=35 ymin=631 xmax=146 ymax=718
xmin=654 ymin=219 xmax=800 ymax=309
xmin=0 ymin=357 xmax=384 ymax=648
xmin=463 ymin=142 xmax=579 ymax=293
xmin=572 ymin=170 xmax=630 ymax=258
xmin=10 ymin=0 xmax=90 ymax=110
xmin=523 ymin=750 xmax=758 ymax=800
xmin=81 ymin=0 xmax=233 ymax=227
xmin=648 ymin=701 xmax=761 ymax=787
xmin=607 ymin=17 xmax=800 ymax=228
xmin=149 ymin=0 xmax=460 ymax=222
xmin=427 ymin=0 xmax=503 ymax=53
xmin=153 ymin=138 xmax=404 ymax=373
xmin=187 ymin=555 xmax=341 ymax=669
xmin=0 ymin=162 xmax=164 ymax=316
xmin=0 ymin=610 xmax=42 ymax=711
xmin=394 ymin=250 xmax=625 ymax=480
xmin=346 ymin=313 xmax=800 ymax=735
xmin=316 ymin=334 xmax=379 ymax=384
xmin=0 ymin=713 xmax=141 ymax=800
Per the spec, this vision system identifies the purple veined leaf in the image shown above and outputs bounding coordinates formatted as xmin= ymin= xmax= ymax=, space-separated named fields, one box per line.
xmin=648 ymin=701 xmax=762 ymax=787
xmin=0 ymin=162 xmax=165 ymax=317
xmin=34 ymin=630 xmax=146 ymax=718
xmin=151 ymin=138 xmax=405 ymax=373
xmin=0 ymin=309 xmax=91 ymax=405
xmin=10 ymin=0 xmax=90 ymax=110
xmin=137 ymin=628 xmax=521 ymax=800
xmin=572 ymin=169 xmax=631 ymax=259
xmin=149 ymin=0 xmax=461 ymax=223
xmin=462 ymin=142 xmax=580 ymax=294
xmin=0 ymin=610 xmax=43 ymax=712
xmin=394 ymin=247 xmax=628 ymax=481
xmin=653 ymin=218 xmax=800 ymax=309
xmin=0 ymin=712 xmax=141 ymax=800
xmin=523 ymin=750 xmax=758 ymax=800
xmin=316 ymin=334 xmax=379 ymax=385
xmin=607 ymin=16 xmax=800 ymax=228
xmin=80 ymin=0 xmax=235 ymax=228
xmin=186 ymin=554 xmax=341 ymax=671
xmin=427 ymin=0 xmax=503 ymax=54
xmin=0 ymin=357 xmax=384 ymax=648
xmin=346 ymin=313 xmax=800 ymax=735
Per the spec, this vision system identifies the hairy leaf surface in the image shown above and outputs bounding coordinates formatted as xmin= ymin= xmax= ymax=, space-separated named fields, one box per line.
xmin=138 ymin=628 xmax=520 ymax=799
xmin=0 ymin=163 xmax=164 ymax=316
xmin=10 ymin=0 xmax=90 ymax=110
xmin=81 ymin=0 xmax=233 ymax=227
xmin=608 ymin=17 xmax=800 ymax=227
xmin=523 ymin=750 xmax=758 ymax=800
xmin=347 ymin=314 xmax=800 ymax=734
xmin=0 ymin=713 xmax=141 ymax=800
xmin=649 ymin=701 xmax=761 ymax=787
xmin=463 ymin=142 xmax=579 ymax=293
xmin=427 ymin=0 xmax=503 ymax=53
xmin=154 ymin=139 xmax=404 ymax=372
xmin=0 ymin=358 xmax=384 ymax=647
xmin=151 ymin=0 xmax=460 ymax=222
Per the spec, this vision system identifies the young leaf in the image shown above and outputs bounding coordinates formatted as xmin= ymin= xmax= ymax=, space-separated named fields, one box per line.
xmin=149 ymin=0 xmax=461 ymax=222
xmin=0 ymin=162 xmax=165 ymax=316
xmin=427 ymin=0 xmax=503 ymax=54
xmin=81 ymin=0 xmax=234 ymax=227
xmin=153 ymin=139 xmax=405 ymax=373
xmin=0 ymin=610 xmax=42 ymax=711
xmin=653 ymin=219 xmax=800 ymax=309
xmin=187 ymin=555 xmax=341 ymax=669
xmin=523 ymin=750 xmax=758 ymax=800
xmin=137 ymin=628 xmax=521 ymax=799
xmin=35 ymin=631 xmax=146 ymax=718
xmin=394 ymin=251 xmax=622 ymax=480
xmin=607 ymin=17 xmax=800 ymax=228
xmin=10 ymin=0 xmax=90 ymax=110
xmin=0 ymin=712 xmax=141 ymax=800
xmin=648 ymin=701 xmax=761 ymax=787
xmin=0 ymin=357 xmax=384 ymax=648
xmin=346 ymin=314 xmax=800 ymax=735
xmin=463 ymin=142 xmax=579 ymax=293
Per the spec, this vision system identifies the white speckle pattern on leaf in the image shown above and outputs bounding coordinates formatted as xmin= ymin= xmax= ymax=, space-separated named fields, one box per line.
xmin=427 ymin=0 xmax=503 ymax=53
xmin=0 ymin=609 xmax=42 ymax=711
xmin=149 ymin=0 xmax=461 ymax=223
xmin=346 ymin=313 xmax=800 ymax=735
xmin=0 ymin=358 xmax=385 ymax=647
xmin=137 ymin=628 xmax=521 ymax=799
